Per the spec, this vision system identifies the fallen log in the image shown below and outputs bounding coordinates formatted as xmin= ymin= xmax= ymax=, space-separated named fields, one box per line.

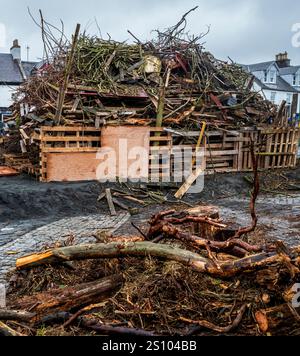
xmin=16 ymin=242 xmax=300 ymax=278
xmin=0 ymin=309 xmax=35 ymax=322
xmin=9 ymin=275 xmax=123 ymax=317
xmin=16 ymin=242 xmax=211 ymax=273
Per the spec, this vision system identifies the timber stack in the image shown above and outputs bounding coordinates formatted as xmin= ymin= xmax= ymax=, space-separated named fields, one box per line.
xmin=0 ymin=8 xmax=299 ymax=181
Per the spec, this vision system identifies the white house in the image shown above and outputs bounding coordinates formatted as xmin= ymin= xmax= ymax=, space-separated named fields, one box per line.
xmin=243 ymin=53 xmax=300 ymax=116
xmin=0 ymin=40 xmax=37 ymax=119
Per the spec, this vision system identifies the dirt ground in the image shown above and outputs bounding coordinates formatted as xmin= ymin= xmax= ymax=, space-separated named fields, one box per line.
xmin=0 ymin=166 xmax=299 ymax=247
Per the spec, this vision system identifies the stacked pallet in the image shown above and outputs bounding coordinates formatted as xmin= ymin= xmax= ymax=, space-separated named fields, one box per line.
xmin=36 ymin=125 xmax=299 ymax=183
xmin=3 ymin=154 xmax=38 ymax=176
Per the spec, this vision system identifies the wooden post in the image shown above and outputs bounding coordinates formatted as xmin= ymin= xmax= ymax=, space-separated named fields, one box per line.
xmin=55 ymin=24 xmax=81 ymax=124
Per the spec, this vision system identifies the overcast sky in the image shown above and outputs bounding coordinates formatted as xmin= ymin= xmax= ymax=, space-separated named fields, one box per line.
xmin=0 ymin=0 xmax=299 ymax=65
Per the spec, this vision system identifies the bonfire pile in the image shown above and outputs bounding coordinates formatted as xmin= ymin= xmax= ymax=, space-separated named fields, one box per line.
xmin=12 ymin=8 xmax=277 ymax=134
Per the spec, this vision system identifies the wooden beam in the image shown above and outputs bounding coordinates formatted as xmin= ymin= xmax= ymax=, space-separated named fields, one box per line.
xmin=174 ymin=165 xmax=204 ymax=199
xmin=105 ymin=189 xmax=117 ymax=216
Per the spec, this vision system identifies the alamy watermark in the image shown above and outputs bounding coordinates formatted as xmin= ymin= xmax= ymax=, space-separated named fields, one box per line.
xmin=292 ymin=23 xmax=300 ymax=48
xmin=95 ymin=142 xmax=205 ymax=194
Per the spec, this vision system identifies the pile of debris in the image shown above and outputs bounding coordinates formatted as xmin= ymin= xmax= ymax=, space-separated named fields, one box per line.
xmin=2 ymin=210 xmax=300 ymax=336
xmin=6 ymin=9 xmax=279 ymax=155
xmin=1 ymin=170 xmax=300 ymax=336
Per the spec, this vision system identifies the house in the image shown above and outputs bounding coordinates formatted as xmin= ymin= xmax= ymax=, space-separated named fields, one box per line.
xmin=243 ymin=52 xmax=300 ymax=117
xmin=0 ymin=40 xmax=38 ymax=120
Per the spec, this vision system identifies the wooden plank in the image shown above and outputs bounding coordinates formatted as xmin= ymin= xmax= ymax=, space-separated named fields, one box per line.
xmin=174 ymin=165 xmax=205 ymax=199
xmin=41 ymin=126 xmax=100 ymax=132
xmin=149 ymin=136 xmax=172 ymax=142
xmin=45 ymin=152 xmax=103 ymax=182
xmin=257 ymin=152 xmax=294 ymax=156
xmin=105 ymin=189 xmax=117 ymax=216
xmin=278 ymin=131 xmax=285 ymax=168
xmin=205 ymin=143 xmax=235 ymax=149
xmin=264 ymin=133 xmax=273 ymax=169
xmin=101 ymin=126 xmax=150 ymax=181
xmin=19 ymin=129 xmax=30 ymax=141
xmin=272 ymin=133 xmax=279 ymax=168
xmin=206 ymin=162 xmax=230 ymax=168
xmin=0 ymin=166 xmax=19 ymax=176
xmin=42 ymin=148 xmax=99 ymax=153
xmin=204 ymin=150 xmax=239 ymax=157
xmin=42 ymin=136 xmax=101 ymax=142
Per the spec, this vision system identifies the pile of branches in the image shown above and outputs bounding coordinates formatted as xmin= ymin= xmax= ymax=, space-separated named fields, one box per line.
xmin=2 ymin=215 xmax=300 ymax=336
xmin=2 ymin=168 xmax=300 ymax=336
xmin=13 ymin=7 xmax=277 ymax=132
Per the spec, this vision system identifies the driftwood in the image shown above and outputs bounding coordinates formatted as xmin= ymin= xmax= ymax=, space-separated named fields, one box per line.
xmin=10 ymin=275 xmax=123 ymax=317
xmin=16 ymin=242 xmax=300 ymax=278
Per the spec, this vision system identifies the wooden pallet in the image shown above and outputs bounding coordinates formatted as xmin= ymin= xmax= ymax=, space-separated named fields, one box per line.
xmin=257 ymin=128 xmax=299 ymax=169
xmin=3 ymin=153 xmax=39 ymax=176
xmin=37 ymin=125 xmax=299 ymax=183
xmin=39 ymin=126 xmax=101 ymax=182
xmin=149 ymin=128 xmax=172 ymax=182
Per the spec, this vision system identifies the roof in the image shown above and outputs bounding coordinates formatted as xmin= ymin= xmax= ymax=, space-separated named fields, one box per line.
xmin=254 ymin=76 xmax=298 ymax=93
xmin=0 ymin=53 xmax=23 ymax=83
xmin=244 ymin=61 xmax=276 ymax=73
xmin=21 ymin=61 xmax=38 ymax=78
xmin=0 ymin=53 xmax=38 ymax=84
xmin=279 ymin=66 xmax=300 ymax=76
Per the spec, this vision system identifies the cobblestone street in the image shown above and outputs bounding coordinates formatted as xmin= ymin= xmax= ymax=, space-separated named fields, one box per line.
xmin=0 ymin=213 xmax=130 ymax=284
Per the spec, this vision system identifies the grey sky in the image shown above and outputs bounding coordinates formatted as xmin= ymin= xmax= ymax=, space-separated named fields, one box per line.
xmin=0 ymin=0 xmax=299 ymax=65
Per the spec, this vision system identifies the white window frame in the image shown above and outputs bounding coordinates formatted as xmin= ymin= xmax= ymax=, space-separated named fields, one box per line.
xmin=269 ymin=70 xmax=276 ymax=83
xmin=293 ymin=73 xmax=300 ymax=86
xmin=270 ymin=92 xmax=277 ymax=103
xmin=286 ymin=93 xmax=292 ymax=104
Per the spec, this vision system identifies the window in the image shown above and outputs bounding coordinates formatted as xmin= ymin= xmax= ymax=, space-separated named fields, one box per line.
xmin=264 ymin=71 xmax=268 ymax=82
xmin=269 ymin=70 xmax=276 ymax=83
xmin=293 ymin=74 xmax=300 ymax=86
xmin=286 ymin=93 xmax=292 ymax=104
xmin=270 ymin=92 xmax=277 ymax=103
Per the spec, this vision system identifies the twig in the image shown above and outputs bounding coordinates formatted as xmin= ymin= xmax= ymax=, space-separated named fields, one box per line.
xmin=182 ymin=304 xmax=247 ymax=334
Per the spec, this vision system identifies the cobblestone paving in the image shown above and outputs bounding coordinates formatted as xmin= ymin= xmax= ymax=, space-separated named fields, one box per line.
xmin=0 ymin=213 xmax=130 ymax=284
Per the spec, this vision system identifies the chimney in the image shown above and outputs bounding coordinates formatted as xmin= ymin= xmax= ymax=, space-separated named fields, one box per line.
xmin=275 ymin=51 xmax=291 ymax=68
xmin=10 ymin=39 xmax=21 ymax=61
